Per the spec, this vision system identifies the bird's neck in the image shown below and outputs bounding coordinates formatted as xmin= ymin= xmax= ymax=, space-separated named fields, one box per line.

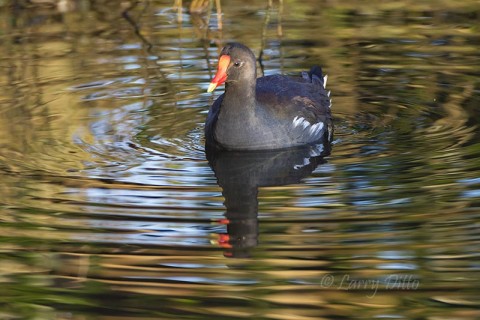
xmin=222 ymin=79 xmax=257 ymax=114
xmin=214 ymin=79 xmax=260 ymax=149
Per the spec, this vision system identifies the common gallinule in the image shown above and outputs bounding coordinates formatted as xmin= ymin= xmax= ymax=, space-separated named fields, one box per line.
xmin=205 ymin=42 xmax=333 ymax=151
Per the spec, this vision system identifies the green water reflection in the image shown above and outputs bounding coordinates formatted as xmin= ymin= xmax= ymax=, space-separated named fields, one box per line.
xmin=0 ymin=0 xmax=479 ymax=319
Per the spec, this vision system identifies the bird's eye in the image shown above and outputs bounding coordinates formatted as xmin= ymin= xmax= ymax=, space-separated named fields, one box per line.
xmin=233 ymin=61 xmax=242 ymax=67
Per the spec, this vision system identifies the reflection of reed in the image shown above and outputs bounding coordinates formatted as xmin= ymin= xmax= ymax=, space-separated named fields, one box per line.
xmin=121 ymin=1 xmax=154 ymax=51
xmin=174 ymin=0 xmax=223 ymax=29
xmin=120 ymin=1 xmax=174 ymax=92
xmin=1 ymin=4 xmax=53 ymax=163
xmin=259 ymin=0 xmax=284 ymax=76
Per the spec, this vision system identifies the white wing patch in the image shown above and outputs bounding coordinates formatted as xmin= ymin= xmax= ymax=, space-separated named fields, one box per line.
xmin=325 ymin=75 xmax=332 ymax=109
xmin=308 ymin=122 xmax=324 ymax=136
xmin=293 ymin=116 xmax=309 ymax=129
xmin=292 ymin=116 xmax=325 ymax=137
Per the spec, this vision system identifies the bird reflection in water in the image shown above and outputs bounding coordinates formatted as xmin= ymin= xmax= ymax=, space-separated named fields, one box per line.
xmin=206 ymin=140 xmax=332 ymax=258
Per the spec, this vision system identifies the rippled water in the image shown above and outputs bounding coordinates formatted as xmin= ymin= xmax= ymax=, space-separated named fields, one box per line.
xmin=1 ymin=1 xmax=480 ymax=319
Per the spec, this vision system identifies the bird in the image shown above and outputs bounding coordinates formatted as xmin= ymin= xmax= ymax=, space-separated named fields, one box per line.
xmin=205 ymin=42 xmax=333 ymax=151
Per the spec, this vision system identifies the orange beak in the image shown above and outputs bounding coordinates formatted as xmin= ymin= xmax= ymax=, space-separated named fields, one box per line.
xmin=207 ymin=55 xmax=230 ymax=92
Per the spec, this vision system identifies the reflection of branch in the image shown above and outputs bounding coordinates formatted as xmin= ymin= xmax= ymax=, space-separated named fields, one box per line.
xmin=173 ymin=0 xmax=182 ymax=23
xmin=189 ymin=0 xmax=223 ymax=78
xmin=121 ymin=1 xmax=173 ymax=88
xmin=215 ymin=0 xmax=222 ymax=30
xmin=258 ymin=0 xmax=274 ymax=77
xmin=258 ymin=0 xmax=284 ymax=76
xmin=278 ymin=0 xmax=284 ymax=72
xmin=204 ymin=0 xmax=214 ymax=40
xmin=189 ymin=0 xmax=222 ymax=29
xmin=121 ymin=0 xmax=153 ymax=51
xmin=277 ymin=0 xmax=283 ymax=37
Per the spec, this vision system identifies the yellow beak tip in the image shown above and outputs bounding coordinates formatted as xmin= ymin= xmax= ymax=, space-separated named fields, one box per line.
xmin=207 ymin=83 xmax=217 ymax=93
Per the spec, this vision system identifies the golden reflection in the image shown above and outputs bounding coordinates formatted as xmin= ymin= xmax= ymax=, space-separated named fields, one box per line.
xmin=0 ymin=0 xmax=479 ymax=319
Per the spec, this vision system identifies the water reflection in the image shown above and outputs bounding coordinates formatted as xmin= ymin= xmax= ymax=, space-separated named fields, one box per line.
xmin=207 ymin=142 xmax=331 ymax=257
xmin=1 ymin=0 xmax=480 ymax=319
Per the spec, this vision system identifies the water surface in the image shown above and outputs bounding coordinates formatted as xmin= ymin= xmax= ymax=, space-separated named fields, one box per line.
xmin=1 ymin=1 xmax=480 ymax=319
